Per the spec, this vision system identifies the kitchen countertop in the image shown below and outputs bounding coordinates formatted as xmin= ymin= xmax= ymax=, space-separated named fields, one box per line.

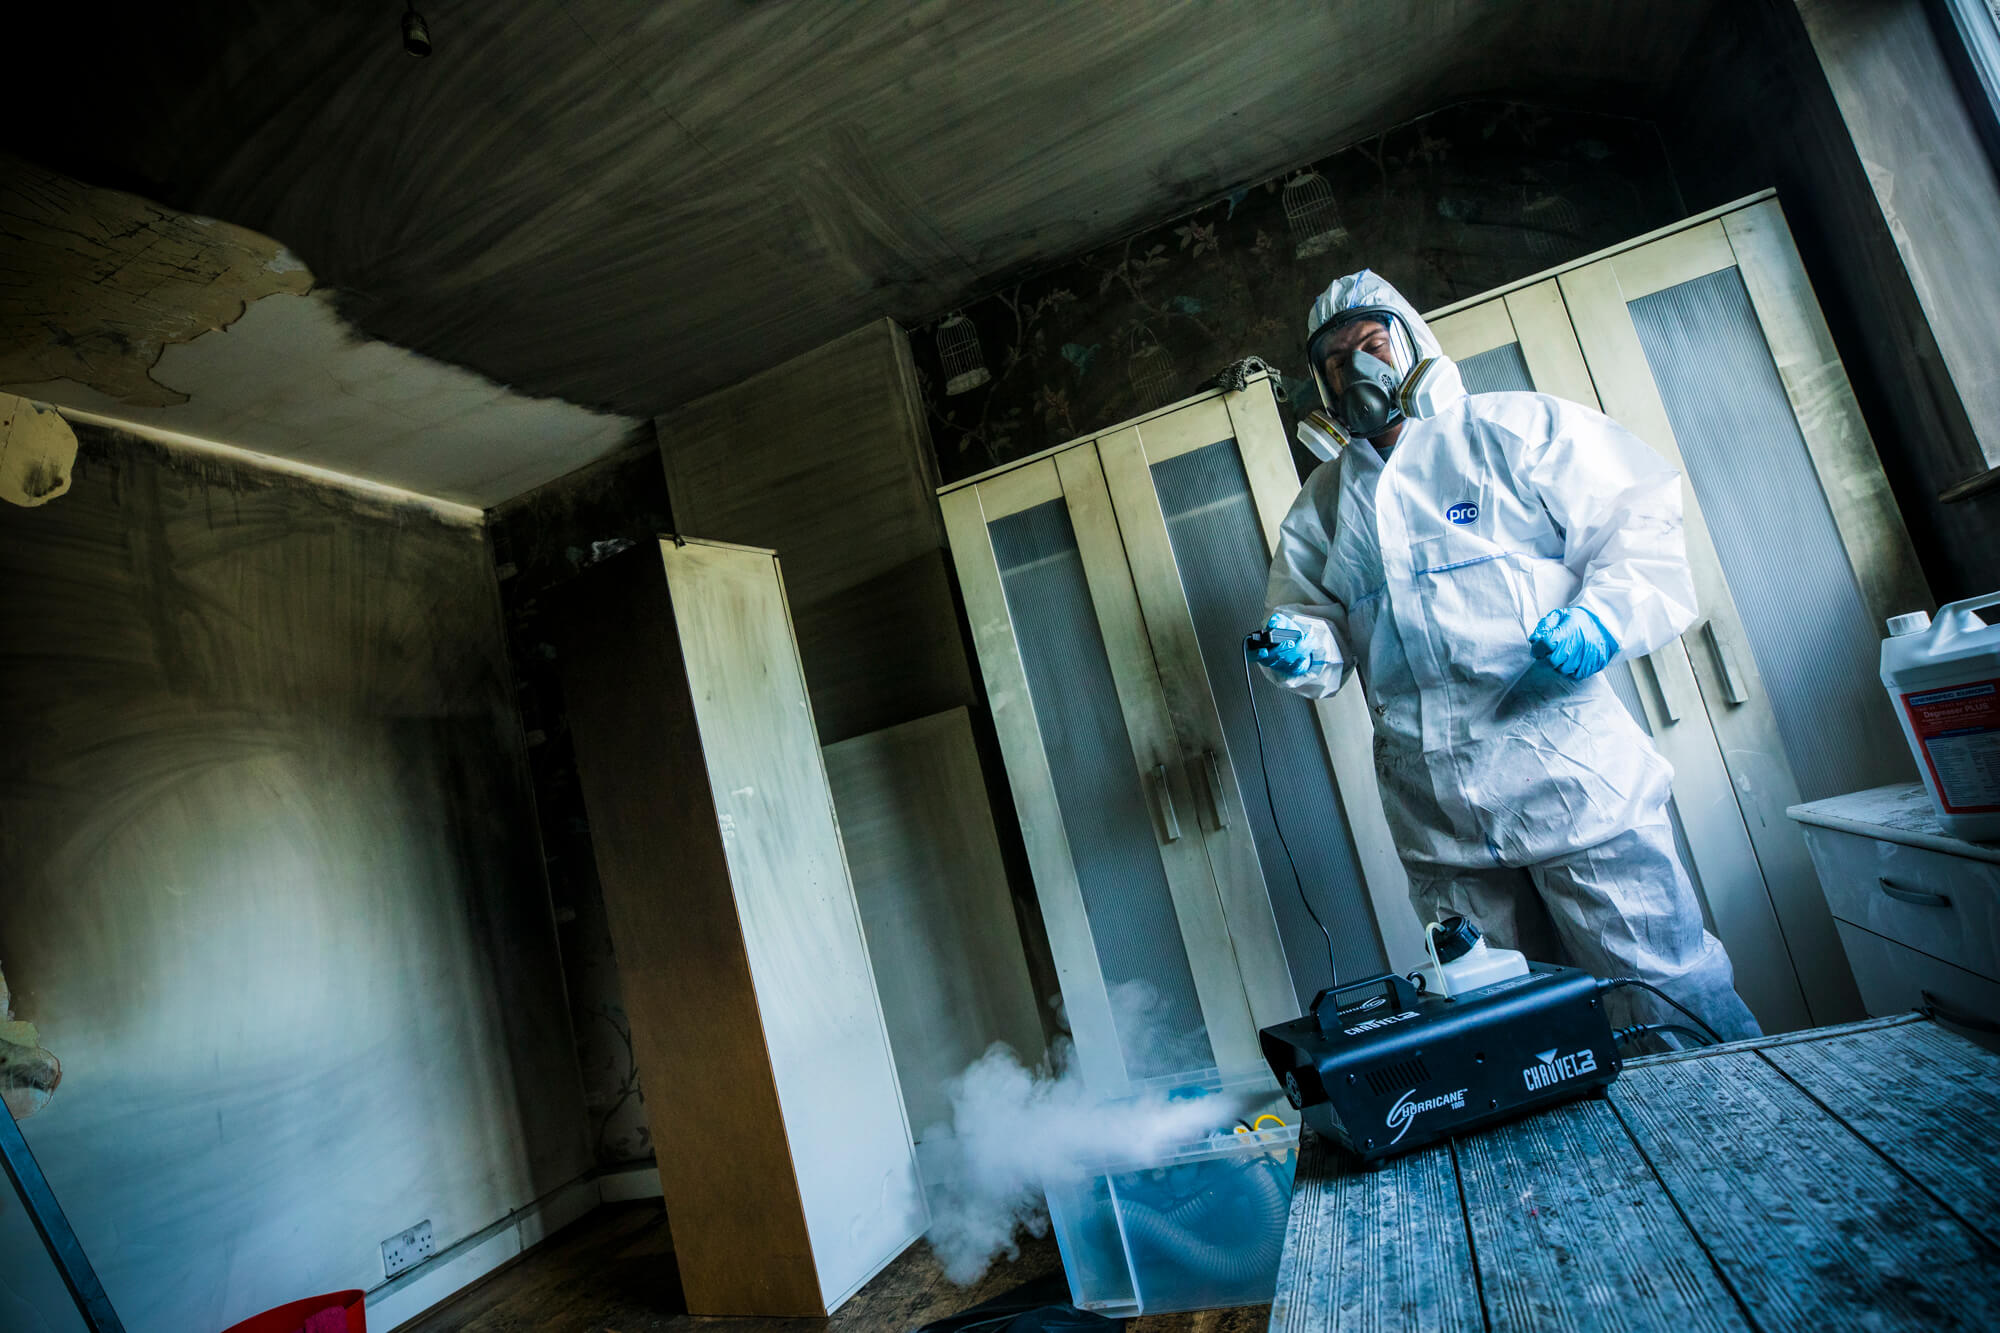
xmin=1787 ymin=781 xmax=2000 ymax=864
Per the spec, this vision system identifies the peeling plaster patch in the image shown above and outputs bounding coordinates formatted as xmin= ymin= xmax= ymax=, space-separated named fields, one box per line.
xmin=0 ymin=393 xmax=78 ymax=506
xmin=0 ymin=963 xmax=60 ymax=1119
xmin=2 ymin=158 xmax=634 ymax=504
xmin=0 ymin=154 xmax=314 ymax=407
xmin=9 ymin=291 xmax=635 ymax=507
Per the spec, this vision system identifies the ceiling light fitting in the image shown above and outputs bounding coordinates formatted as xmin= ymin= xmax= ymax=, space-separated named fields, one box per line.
xmin=402 ymin=4 xmax=432 ymax=57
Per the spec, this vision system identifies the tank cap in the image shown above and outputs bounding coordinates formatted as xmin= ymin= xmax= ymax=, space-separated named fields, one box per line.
xmin=1430 ymin=915 xmax=1482 ymax=964
xmin=1886 ymin=611 xmax=1932 ymax=637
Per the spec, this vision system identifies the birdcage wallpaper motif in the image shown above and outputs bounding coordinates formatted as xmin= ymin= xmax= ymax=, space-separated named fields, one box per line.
xmin=1520 ymin=191 xmax=1582 ymax=265
xmin=936 ymin=312 xmax=991 ymax=394
xmin=1127 ymin=327 xmax=1178 ymax=405
xmin=1283 ymin=172 xmax=1347 ymax=260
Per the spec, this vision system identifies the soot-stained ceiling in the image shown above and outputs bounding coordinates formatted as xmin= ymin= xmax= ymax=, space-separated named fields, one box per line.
xmin=11 ymin=1 xmax=1715 ymax=499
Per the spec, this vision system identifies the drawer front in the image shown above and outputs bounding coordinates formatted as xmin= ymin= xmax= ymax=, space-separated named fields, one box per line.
xmin=1835 ymin=921 xmax=2000 ymax=1054
xmin=1800 ymin=826 xmax=2000 ymax=982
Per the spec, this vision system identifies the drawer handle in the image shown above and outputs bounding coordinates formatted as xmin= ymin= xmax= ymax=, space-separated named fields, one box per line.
xmin=1151 ymin=764 xmax=1182 ymax=843
xmin=1879 ymin=877 xmax=1951 ymax=909
xmin=1639 ymin=653 xmax=1680 ymax=724
xmin=1203 ymin=749 xmax=1231 ymax=830
xmin=1701 ymin=621 xmax=1749 ymax=706
xmin=1920 ymin=990 xmax=2000 ymax=1035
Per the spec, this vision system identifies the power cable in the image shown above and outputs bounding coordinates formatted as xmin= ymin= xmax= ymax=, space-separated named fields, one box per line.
xmin=1600 ymin=977 xmax=1726 ymax=1046
xmin=1613 ymin=1022 xmax=1715 ymax=1050
xmin=1242 ymin=637 xmax=1338 ymax=990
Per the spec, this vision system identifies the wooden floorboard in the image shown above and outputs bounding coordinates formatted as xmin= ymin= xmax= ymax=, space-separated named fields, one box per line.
xmin=1612 ymin=1050 xmax=1997 ymax=1332
xmin=1267 ymin=1132 xmax=1482 ymax=1333
xmin=397 ymin=1200 xmax=1269 ymax=1331
xmin=1453 ymin=1094 xmax=1748 ymax=1333
xmin=1759 ymin=1019 xmax=2000 ymax=1245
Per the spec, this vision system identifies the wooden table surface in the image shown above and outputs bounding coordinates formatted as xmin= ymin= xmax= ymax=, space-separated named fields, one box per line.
xmin=1269 ymin=1013 xmax=2000 ymax=1332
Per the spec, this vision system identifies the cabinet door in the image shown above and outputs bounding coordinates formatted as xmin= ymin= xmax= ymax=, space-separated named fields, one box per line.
xmin=1558 ymin=200 xmax=1931 ymax=1025
xmin=1432 ymin=283 xmax=1811 ymax=1033
xmin=1096 ymin=390 xmax=1393 ymax=1014
xmin=940 ymin=455 xmax=1261 ymax=1091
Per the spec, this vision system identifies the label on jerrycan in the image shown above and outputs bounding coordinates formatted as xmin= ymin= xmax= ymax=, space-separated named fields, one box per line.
xmin=1901 ymin=678 xmax=2000 ymax=812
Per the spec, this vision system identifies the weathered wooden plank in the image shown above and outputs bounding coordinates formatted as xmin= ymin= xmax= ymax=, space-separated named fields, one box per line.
xmin=1612 ymin=1049 xmax=1995 ymax=1331
xmin=1268 ymin=1131 xmax=1482 ymax=1333
xmin=1761 ymin=1021 xmax=2000 ymax=1244
xmin=1454 ymin=1097 xmax=1749 ymax=1333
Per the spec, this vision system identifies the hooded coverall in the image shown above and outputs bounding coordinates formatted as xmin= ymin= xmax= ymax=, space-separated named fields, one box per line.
xmin=1264 ymin=271 xmax=1759 ymax=1040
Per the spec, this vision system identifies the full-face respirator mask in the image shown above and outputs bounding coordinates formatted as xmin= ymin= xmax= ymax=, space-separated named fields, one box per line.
xmin=1298 ymin=305 xmax=1460 ymax=460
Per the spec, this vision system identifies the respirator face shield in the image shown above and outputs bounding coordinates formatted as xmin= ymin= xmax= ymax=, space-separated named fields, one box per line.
xmin=1308 ymin=307 xmax=1421 ymax=440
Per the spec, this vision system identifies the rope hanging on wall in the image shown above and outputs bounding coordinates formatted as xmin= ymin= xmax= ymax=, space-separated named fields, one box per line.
xmin=1206 ymin=356 xmax=1286 ymax=398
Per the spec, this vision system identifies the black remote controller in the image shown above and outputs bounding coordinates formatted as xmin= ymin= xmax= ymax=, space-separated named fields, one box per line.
xmin=1247 ymin=626 xmax=1303 ymax=653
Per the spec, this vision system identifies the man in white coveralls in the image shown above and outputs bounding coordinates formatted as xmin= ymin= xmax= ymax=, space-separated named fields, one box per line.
xmin=1255 ymin=269 xmax=1759 ymax=1041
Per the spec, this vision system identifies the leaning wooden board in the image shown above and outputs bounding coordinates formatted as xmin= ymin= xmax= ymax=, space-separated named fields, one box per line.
xmin=1270 ymin=1014 xmax=2000 ymax=1331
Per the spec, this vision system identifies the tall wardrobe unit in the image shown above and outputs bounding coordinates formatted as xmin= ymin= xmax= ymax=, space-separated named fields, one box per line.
xmin=943 ymin=193 xmax=1931 ymax=1091
xmin=562 ymin=539 xmax=925 ymax=1317
xmin=942 ymin=382 xmax=1404 ymax=1095
xmin=1429 ymin=192 xmax=1931 ymax=1032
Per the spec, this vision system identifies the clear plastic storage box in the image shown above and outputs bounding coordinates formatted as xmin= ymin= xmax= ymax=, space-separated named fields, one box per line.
xmin=1044 ymin=1071 xmax=1299 ymax=1317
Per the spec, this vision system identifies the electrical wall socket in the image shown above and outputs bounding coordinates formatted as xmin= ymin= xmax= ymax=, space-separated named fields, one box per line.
xmin=381 ymin=1219 xmax=436 ymax=1279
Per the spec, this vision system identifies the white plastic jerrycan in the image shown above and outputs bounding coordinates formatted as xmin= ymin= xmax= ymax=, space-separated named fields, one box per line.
xmin=1881 ymin=592 xmax=2000 ymax=842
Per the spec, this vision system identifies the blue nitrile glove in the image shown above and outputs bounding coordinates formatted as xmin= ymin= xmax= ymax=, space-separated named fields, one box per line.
xmin=1254 ymin=612 xmax=1316 ymax=678
xmin=1529 ymin=607 xmax=1618 ymax=680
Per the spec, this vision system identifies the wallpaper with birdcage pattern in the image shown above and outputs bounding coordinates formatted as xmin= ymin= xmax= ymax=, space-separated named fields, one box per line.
xmin=912 ymin=100 xmax=1687 ymax=483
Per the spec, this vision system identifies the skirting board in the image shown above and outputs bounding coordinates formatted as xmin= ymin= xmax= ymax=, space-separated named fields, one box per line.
xmin=598 ymin=1163 xmax=666 ymax=1202
xmin=365 ymin=1168 xmax=653 ymax=1329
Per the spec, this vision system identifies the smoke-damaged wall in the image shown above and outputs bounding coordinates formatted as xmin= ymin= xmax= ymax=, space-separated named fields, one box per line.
xmin=0 ymin=426 xmax=589 ymax=1331
xmin=486 ymin=441 xmax=677 ymax=1168
xmin=1661 ymin=0 xmax=2000 ymax=602
xmin=910 ymin=100 xmax=1688 ymax=484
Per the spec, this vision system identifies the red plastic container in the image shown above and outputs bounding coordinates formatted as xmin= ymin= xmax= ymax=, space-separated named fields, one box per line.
xmin=220 ymin=1290 xmax=365 ymax=1333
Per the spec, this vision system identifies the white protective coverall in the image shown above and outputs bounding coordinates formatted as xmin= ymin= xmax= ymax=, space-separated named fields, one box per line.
xmin=1265 ymin=271 xmax=1759 ymax=1040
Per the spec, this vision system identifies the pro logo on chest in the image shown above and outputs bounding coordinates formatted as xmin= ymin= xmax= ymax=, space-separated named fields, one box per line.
xmin=1445 ymin=501 xmax=1480 ymax=525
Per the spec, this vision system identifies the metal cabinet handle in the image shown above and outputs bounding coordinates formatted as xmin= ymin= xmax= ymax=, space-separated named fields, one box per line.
xmin=1151 ymin=764 xmax=1181 ymax=842
xmin=1879 ymin=877 xmax=1951 ymax=909
xmin=1203 ymin=750 xmax=1230 ymax=830
xmin=1639 ymin=653 xmax=1680 ymax=724
xmin=1701 ymin=621 xmax=1749 ymax=706
xmin=1921 ymin=990 xmax=2000 ymax=1034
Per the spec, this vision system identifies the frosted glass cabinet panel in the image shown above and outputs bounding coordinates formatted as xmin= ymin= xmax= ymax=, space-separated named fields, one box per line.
xmin=1097 ymin=410 xmax=1386 ymax=1006
xmin=941 ymin=385 xmax=1399 ymax=1094
xmin=942 ymin=451 xmax=1271 ymax=1094
xmin=1625 ymin=268 xmax=1909 ymax=806
xmin=986 ymin=497 xmax=1216 ymax=1078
